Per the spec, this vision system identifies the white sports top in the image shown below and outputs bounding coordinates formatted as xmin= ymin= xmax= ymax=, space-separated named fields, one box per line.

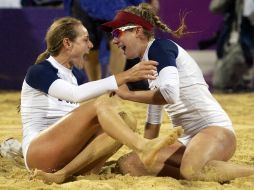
xmin=142 ymin=39 xmax=234 ymax=145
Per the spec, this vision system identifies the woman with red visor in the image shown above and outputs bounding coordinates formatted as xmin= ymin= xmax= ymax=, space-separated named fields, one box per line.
xmin=101 ymin=3 xmax=254 ymax=182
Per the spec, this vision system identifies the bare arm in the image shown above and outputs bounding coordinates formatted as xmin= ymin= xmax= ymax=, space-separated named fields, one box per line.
xmin=116 ymin=66 xmax=180 ymax=105
xmin=116 ymin=85 xmax=167 ymax=105
xmin=114 ymin=60 xmax=158 ymax=86
xmin=144 ymin=123 xmax=160 ymax=139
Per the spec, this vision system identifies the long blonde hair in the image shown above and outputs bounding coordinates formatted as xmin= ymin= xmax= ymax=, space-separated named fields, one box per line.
xmin=124 ymin=3 xmax=189 ymax=39
xmin=35 ymin=17 xmax=82 ymax=64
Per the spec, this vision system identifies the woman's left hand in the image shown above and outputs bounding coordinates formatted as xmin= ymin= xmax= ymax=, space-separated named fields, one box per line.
xmin=115 ymin=84 xmax=132 ymax=100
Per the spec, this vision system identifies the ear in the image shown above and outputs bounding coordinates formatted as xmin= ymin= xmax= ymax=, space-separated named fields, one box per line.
xmin=62 ymin=38 xmax=72 ymax=49
xmin=135 ymin=27 xmax=145 ymax=38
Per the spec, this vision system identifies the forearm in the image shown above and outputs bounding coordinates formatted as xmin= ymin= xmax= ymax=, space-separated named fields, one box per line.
xmin=114 ymin=71 xmax=130 ymax=86
xmin=114 ymin=60 xmax=158 ymax=86
xmin=122 ymin=89 xmax=167 ymax=105
xmin=144 ymin=123 xmax=160 ymax=139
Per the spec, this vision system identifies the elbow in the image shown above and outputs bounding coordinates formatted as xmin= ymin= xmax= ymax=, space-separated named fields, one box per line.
xmin=159 ymin=85 xmax=179 ymax=104
xmin=70 ymin=88 xmax=81 ymax=103
xmin=172 ymin=96 xmax=179 ymax=104
xmin=166 ymin=93 xmax=179 ymax=104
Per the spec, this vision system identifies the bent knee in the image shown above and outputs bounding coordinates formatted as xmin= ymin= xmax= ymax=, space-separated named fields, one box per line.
xmin=95 ymin=102 xmax=115 ymax=116
xmin=95 ymin=95 xmax=119 ymax=109
xmin=27 ymin=148 xmax=62 ymax=172
xmin=118 ymin=111 xmax=137 ymax=131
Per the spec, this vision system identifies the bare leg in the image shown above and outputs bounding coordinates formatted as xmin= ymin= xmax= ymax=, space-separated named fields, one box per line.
xmin=26 ymin=100 xmax=101 ymax=172
xmin=180 ymin=126 xmax=254 ymax=182
xmin=78 ymin=155 xmax=110 ymax=175
xmin=117 ymin=141 xmax=185 ymax=178
xmin=31 ymin=95 xmax=182 ymax=184
xmin=33 ymin=102 xmax=138 ymax=184
xmin=197 ymin=160 xmax=254 ymax=182
xmin=95 ymin=96 xmax=183 ymax=168
xmin=33 ymin=133 xmax=122 ymax=184
xmin=117 ymin=127 xmax=254 ymax=181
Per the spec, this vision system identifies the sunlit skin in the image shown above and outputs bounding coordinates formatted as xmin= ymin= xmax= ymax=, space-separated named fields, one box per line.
xmin=112 ymin=26 xmax=150 ymax=59
xmin=53 ymin=25 xmax=93 ymax=69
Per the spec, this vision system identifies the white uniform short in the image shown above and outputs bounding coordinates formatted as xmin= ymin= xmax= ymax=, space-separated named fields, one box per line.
xmin=165 ymin=84 xmax=234 ymax=146
xmin=22 ymin=132 xmax=39 ymax=170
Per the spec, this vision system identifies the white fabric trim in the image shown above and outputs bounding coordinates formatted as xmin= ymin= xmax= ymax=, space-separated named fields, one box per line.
xmin=48 ymin=76 xmax=118 ymax=103
xmin=142 ymin=38 xmax=155 ymax=61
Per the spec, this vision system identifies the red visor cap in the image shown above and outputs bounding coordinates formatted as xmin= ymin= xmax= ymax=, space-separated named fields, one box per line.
xmin=101 ymin=11 xmax=154 ymax=32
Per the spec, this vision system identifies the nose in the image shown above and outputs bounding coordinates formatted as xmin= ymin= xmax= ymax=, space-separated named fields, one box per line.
xmin=89 ymin=40 xmax=94 ymax=49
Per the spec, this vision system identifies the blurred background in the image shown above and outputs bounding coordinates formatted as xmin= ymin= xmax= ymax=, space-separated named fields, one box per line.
xmin=0 ymin=0 xmax=252 ymax=91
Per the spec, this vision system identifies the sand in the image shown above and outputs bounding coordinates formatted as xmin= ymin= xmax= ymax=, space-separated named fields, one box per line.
xmin=0 ymin=91 xmax=253 ymax=190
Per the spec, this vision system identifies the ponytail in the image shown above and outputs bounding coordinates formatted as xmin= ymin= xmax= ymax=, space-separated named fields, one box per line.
xmin=35 ymin=50 xmax=50 ymax=64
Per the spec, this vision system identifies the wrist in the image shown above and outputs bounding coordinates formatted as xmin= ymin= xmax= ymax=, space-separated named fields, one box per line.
xmin=144 ymin=122 xmax=160 ymax=139
xmin=115 ymin=71 xmax=129 ymax=86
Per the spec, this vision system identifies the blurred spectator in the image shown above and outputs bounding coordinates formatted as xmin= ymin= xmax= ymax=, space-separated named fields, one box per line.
xmin=21 ymin=0 xmax=63 ymax=7
xmin=64 ymin=0 xmax=158 ymax=86
xmin=202 ymin=0 xmax=254 ymax=92
xmin=241 ymin=0 xmax=254 ymax=76
xmin=242 ymin=0 xmax=254 ymax=90
xmin=0 ymin=0 xmax=21 ymax=8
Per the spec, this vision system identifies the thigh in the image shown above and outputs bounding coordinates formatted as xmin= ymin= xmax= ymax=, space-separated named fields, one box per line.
xmin=27 ymin=100 xmax=101 ymax=171
xmin=181 ymin=126 xmax=236 ymax=172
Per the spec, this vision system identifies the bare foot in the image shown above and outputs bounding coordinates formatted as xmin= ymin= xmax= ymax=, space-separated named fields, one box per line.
xmin=138 ymin=126 xmax=183 ymax=169
xmin=32 ymin=169 xmax=67 ymax=184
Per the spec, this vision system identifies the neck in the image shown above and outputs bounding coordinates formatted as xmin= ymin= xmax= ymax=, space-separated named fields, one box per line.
xmin=53 ymin=54 xmax=72 ymax=69
xmin=139 ymin=38 xmax=153 ymax=58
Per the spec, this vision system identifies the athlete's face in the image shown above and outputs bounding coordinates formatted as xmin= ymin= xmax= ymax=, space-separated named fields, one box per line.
xmin=112 ymin=25 xmax=145 ymax=59
xmin=69 ymin=25 xmax=93 ymax=67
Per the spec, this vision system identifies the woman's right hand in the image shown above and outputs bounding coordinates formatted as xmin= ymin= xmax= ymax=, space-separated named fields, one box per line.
xmin=115 ymin=60 xmax=158 ymax=86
